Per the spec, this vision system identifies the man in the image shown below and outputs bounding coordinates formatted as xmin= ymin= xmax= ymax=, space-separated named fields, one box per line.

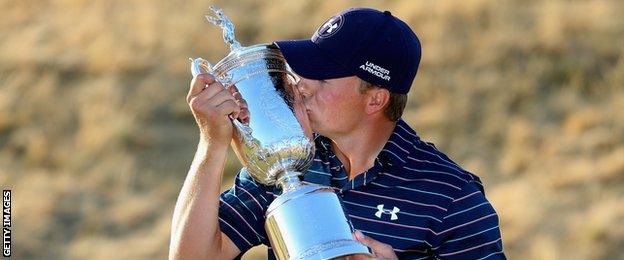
xmin=170 ymin=7 xmax=505 ymax=260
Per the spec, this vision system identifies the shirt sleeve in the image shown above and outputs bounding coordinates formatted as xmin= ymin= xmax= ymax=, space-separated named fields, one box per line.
xmin=431 ymin=181 xmax=506 ymax=259
xmin=218 ymin=168 xmax=273 ymax=253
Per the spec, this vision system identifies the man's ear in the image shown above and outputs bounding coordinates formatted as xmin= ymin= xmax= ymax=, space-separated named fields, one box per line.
xmin=365 ymin=87 xmax=390 ymax=115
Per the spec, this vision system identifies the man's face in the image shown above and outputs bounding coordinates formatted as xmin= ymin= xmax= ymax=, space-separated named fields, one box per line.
xmin=296 ymin=76 xmax=368 ymax=137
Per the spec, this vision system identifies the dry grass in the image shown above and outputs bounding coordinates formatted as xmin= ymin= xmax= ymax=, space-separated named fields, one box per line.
xmin=1 ymin=0 xmax=623 ymax=259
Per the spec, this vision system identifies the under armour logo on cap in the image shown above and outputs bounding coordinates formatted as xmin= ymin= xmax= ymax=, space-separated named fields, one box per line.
xmin=313 ymin=14 xmax=344 ymax=40
xmin=375 ymin=204 xmax=400 ymax=220
xmin=360 ymin=61 xmax=391 ymax=81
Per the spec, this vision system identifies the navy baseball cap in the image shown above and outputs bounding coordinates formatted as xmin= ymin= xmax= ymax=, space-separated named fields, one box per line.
xmin=275 ymin=7 xmax=421 ymax=94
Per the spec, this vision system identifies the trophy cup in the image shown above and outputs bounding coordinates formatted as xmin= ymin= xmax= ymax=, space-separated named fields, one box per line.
xmin=190 ymin=6 xmax=372 ymax=260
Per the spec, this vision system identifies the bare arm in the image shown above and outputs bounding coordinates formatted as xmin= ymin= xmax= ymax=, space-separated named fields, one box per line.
xmin=169 ymin=74 xmax=242 ymax=260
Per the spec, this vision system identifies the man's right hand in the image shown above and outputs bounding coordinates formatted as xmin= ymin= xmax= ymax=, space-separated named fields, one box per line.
xmin=187 ymin=73 xmax=241 ymax=146
xmin=170 ymin=73 xmax=243 ymax=260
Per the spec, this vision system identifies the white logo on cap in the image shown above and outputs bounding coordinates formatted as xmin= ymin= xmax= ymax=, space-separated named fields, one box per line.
xmin=359 ymin=61 xmax=391 ymax=81
xmin=324 ymin=21 xmax=339 ymax=33
xmin=313 ymin=15 xmax=344 ymax=40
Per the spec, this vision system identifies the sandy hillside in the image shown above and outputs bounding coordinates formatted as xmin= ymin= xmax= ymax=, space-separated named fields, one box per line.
xmin=0 ymin=0 xmax=623 ymax=259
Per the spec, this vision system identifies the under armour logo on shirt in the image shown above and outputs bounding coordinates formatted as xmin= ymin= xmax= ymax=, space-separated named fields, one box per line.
xmin=375 ymin=204 xmax=400 ymax=220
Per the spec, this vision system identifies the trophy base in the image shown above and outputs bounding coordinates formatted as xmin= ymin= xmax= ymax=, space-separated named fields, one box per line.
xmin=294 ymin=239 xmax=371 ymax=260
xmin=266 ymin=183 xmax=372 ymax=260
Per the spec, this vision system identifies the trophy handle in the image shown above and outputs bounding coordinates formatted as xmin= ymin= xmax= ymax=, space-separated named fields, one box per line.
xmin=231 ymin=118 xmax=254 ymax=141
xmin=190 ymin=57 xmax=213 ymax=78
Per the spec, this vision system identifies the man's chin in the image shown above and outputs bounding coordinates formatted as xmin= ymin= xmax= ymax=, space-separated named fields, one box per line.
xmin=309 ymin=123 xmax=322 ymax=135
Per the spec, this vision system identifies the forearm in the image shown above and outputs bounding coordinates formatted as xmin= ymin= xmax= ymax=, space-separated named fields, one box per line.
xmin=169 ymin=140 xmax=230 ymax=259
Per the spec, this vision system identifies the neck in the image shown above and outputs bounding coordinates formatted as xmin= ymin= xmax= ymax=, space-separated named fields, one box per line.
xmin=330 ymin=118 xmax=397 ymax=180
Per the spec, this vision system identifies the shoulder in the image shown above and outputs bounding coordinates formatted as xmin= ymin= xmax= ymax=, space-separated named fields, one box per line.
xmin=380 ymin=120 xmax=487 ymax=213
xmin=392 ymin=120 xmax=481 ymax=188
xmin=406 ymin=139 xmax=481 ymax=190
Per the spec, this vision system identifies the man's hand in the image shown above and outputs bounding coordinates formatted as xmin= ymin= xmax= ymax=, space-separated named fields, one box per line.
xmin=187 ymin=74 xmax=240 ymax=146
xmin=230 ymin=85 xmax=250 ymax=124
xmin=354 ymin=231 xmax=398 ymax=260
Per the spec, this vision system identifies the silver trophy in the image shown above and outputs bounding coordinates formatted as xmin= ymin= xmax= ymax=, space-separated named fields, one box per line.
xmin=190 ymin=6 xmax=372 ymax=260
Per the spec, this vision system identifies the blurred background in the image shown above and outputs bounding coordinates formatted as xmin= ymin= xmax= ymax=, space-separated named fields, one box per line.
xmin=1 ymin=0 xmax=623 ymax=259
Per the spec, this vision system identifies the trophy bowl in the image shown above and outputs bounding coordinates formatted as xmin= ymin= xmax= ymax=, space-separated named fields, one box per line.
xmin=210 ymin=44 xmax=315 ymax=186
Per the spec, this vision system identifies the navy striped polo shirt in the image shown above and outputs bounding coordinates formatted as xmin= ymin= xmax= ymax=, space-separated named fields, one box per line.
xmin=218 ymin=119 xmax=506 ymax=259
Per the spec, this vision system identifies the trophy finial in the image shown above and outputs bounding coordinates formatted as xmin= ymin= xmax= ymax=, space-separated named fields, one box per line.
xmin=206 ymin=5 xmax=242 ymax=51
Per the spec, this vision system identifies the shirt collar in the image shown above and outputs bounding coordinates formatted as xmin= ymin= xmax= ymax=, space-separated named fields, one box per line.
xmin=377 ymin=119 xmax=420 ymax=167
xmin=314 ymin=119 xmax=419 ymax=169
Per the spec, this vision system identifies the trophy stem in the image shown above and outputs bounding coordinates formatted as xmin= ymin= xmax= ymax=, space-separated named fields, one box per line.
xmin=276 ymin=170 xmax=303 ymax=193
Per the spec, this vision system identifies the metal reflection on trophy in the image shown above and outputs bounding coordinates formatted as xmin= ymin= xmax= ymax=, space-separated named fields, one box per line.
xmin=190 ymin=6 xmax=372 ymax=260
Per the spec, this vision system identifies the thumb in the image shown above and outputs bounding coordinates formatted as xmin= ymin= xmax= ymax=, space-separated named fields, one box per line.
xmin=354 ymin=231 xmax=379 ymax=248
xmin=355 ymin=230 xmax=398 ymax=260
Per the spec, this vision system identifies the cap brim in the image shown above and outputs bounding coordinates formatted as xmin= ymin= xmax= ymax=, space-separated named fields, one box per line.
xmin=275 ymin=39 xmax=353 ymax=80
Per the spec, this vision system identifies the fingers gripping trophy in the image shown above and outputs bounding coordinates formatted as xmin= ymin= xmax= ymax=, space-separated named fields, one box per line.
xmin=190 ymin=6 xmax=372 ymax=260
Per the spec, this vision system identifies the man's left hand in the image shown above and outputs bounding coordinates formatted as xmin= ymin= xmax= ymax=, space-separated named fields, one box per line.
xmin=354 ymin=231 xmax=398 ymax=260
